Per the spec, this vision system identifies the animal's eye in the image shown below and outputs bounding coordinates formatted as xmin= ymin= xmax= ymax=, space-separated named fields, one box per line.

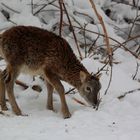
xmin=86 ymin=87 xmax=91 ymax=92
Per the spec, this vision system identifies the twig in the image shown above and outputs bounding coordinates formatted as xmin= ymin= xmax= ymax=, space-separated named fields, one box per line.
xmin=104 ymin=64 xmax=113 ymax=95
xmin=136 ymin=44 xmax=140 ymax=54
xmin=15 ymin=80 xmax=28 ymax=89
xmin=59 ymin=0 xmax=63 ymax=37
xmin=65 ymin=88 xmax=88 ymax=106
xmin=1 ymin=9 xmax=17 ymax=25
xmin=132 ymin=62 xmax=139 ymax=80
xmin=121 ymin=35 xmax=140 ymax=58
xmin=88 ymin=25 xmax=101 ymax=56
xmin=83 ymin=23 xmax=88 ymax=58
xmin=133 ymin=0 xmax=136 ymax=7
xmin=63 ymin=23 xmax=140 ymax=59
xmin=70 ymin=14 xmax=83 ymax=27
xmin=33 ymin=0 xmax=56 ymax=15
xmin=128 ymin=0 xmax=140 ymax=38
xmin=15 ymin=80 xmax=42 ymax=92
xmin=73 ymin=11 xmax=94 ymax=23
xmin=1 ymin=2 xmax=20 ymax=14
xmin=89 ymin=0 xmax=113 ymax=66
xmin=95 ymin=55 xmax=113 ymax=96
xmin=32 ymin=85 xmax=42 ymax=92
xmin=95 ymin=59 xmax=110 ymax=75
xmin=31 ymin=0 xmax=34 ymax=15
xmin=62 ymin=2 xmax=83 ymax=60
xmin=63 ymin=22 xmax=138 ymax=49
xmin=112 ymin=24 xmax=134 ymax=41
xmin=72 ymin=97 xmax=87 ymax=106
xmin=0 ymin=110 xmax=10 ymax=116
xmin=65 ymin=88 xmax=75 ymax=94
xmin=118 ymin=88 xmax=140 ymax=99
xmin=112 ymin=0 xmax=140 ymax=10
xmin=0 ymin=111 xmax=4 ymax=115
xmin=8 ymin=19 xmax=17 ymax=25
xmin=96 ymin=47 xmax=117 ymax=95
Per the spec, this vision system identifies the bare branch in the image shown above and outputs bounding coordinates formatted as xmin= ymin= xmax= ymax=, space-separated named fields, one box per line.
xmin=15 ymin=80 xmax=28 ymax=89
xmin=63 ymin=23 xmax=140 ymax=59
xmin=128 ymin=0 xmax=140 ymax=38
xmin=72 ymin=97 xmax=87 ymax=106
xmin=104 ymin=65 xmax=113 ymax=95
xmin=59 ymin=0 xmax=64 ymax=37
xmin=62 ymin=2 xmax=83 ymax=60
xmin=89 ymin=0 xmax=113 ymax=66
xmin=132 ymin=62 xmax=139 ymax=80
xmin=1 ymin=2 xmax=20 ymax=14
xmin=31 ymin=0 xmax=34 ymax=15
xmin=33 ymin=0 xmax=57 ymax=15
xmin=65 ymin=88 xmax=75 ymax=94
xmin=118 ymin=88 xmax=140 ymax=99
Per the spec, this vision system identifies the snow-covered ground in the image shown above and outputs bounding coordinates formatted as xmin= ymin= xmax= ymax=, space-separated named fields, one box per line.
xmin=0 ymin=52 xmax=140 ymax=140
xmin=0 ymin=0 xmax=140 ymax=140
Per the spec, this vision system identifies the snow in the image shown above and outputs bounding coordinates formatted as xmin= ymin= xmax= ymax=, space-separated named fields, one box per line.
xmin=0 ymin=54 xmax=140 ymax=140
xmin=0 ymin=0 xmax=140 ymax=140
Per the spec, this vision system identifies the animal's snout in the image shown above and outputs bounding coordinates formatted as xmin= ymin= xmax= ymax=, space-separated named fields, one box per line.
xmin=93 ymin=92 xmax=100 ymax=108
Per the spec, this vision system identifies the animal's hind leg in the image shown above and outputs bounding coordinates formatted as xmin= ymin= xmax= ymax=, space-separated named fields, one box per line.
xmin=46 ymin=81 xmax=54 ymax=111
xmin=4 ymin=65 xmax=22 ymax=115
xmin=0 ymin=70 xmax=8 ymax=110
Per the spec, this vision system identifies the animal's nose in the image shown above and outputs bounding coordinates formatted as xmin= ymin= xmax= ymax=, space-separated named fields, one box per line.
xmin=92 ymin=98 xmax=99 ymax=108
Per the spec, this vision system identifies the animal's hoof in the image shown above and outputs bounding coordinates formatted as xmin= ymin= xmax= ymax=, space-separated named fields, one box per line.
xmin=14 ymin=109 xmax=22 ymax=116
xmin=47 ymin=105 xmax=54 ymax=111
xmin=1 ymin=105 xmax=8 ymax=111
xmin=15 ymin=111 xmax=28 ymax=116
xmin=21 ymin=113 xmax=28 ymax=116
xmin=63 ymin=112 xmax=71 ymax=119
xmin=15 ymin=112 xmax=22 ymax=116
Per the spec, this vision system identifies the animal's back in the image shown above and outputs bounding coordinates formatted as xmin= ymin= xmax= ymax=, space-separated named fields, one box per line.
xmin=1 ymin=26 xmax=80 ymax=74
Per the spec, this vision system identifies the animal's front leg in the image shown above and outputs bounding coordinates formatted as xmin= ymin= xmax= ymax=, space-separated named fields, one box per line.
xmin=44 ymin=69 xmax=71 ymax=119
xmin=0 ymin=70 xmax=8 ymax=110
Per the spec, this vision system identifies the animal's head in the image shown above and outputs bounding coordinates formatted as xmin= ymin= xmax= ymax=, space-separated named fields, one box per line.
xmin=78 ymin=71 xmax=101 ymax=107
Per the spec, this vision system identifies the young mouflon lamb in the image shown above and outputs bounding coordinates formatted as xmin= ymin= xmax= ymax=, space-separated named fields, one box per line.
xmin=0 ymin=26 xmax=101 ymax=118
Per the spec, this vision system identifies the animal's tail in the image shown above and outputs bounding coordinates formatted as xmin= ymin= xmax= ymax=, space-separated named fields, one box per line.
xmin=0 ymin=33 xmax=2 ymax=47
xmin=0 ymin=33 xmax=4 ymax=58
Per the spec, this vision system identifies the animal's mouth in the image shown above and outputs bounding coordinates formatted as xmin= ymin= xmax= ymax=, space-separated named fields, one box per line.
xmin=80 ymin=92 xmax=100 ymax=108
xmin=93 ymin=92 xmax=100 ymax=109
xmin=92 ymin=102 xmax=98 ymax=109
xmin=93 ymin=93 xmax=101 ymax=109
xmin=83 ymin=97 xmax=98 ymax=108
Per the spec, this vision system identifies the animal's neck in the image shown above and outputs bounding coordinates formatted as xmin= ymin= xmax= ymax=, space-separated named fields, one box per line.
xmin=57 ymin=41 xmax=89 ymax=89
xmin=67 ymin=72 xmax=82 ymax=89
xmin=62 ymin=62 xmax=88 ymax=89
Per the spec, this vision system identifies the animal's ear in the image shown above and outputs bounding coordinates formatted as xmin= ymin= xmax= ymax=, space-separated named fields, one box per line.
xmin=80 ymin=71 xmax=87 ymax=83
xmin=96 ymin=73 xmax=102 ymax=79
